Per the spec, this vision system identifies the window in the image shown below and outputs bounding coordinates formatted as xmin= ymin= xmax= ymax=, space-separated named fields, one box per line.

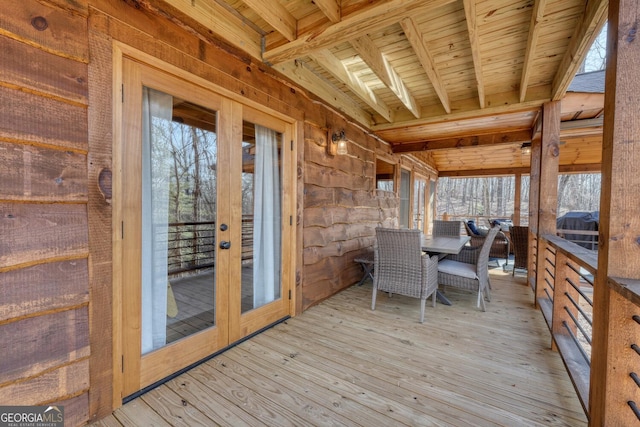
xmin=376 ymin=158 xmax=395 ymax=191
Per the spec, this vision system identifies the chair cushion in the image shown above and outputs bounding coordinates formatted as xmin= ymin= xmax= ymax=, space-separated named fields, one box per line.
xmin=438 ymin=259 xmax=478 ymax=280
xmin=466 ymin=220 xmax=480 ymax=235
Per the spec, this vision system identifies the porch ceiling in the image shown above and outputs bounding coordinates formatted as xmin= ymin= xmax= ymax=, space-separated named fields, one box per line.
xmin=153 ymin=0 xmax=607 ymax=173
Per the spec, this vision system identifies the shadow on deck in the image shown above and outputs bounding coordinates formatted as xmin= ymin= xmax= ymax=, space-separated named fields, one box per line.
xmin=94 ymin=268 xmax=587 ymax=426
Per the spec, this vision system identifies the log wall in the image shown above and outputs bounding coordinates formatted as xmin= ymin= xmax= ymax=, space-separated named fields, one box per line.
xmin=0 ymin=0 xmax=437 ymax=423
xmin=0 ymin=0 xmax=91 ymax=425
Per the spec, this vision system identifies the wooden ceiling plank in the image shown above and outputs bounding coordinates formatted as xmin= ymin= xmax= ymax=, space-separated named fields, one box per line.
xmin=273 ymin=60 xmax=373 ymax=126
xmin=551 ymin=0 xmax=608 ymax=100
xmin=351 ymin=36 xmax=421 ymax=119
xmin=314 ymin=0 xmax=341 ymax=23
xmin=309 ymin=49 xmax=393 ymax=121
xmin=462 ymin=0 xmax=485 ymax=109
xmin=519 ymin=0 xmax=548 ymax=102
xmin=241 ymin=0 xmax=297 ymax=41
xmin=392 ymin=129 xmax=532 ymax=153
xmin=161 ymin=0 xmax=263 ymax=59
xmin=400 ymin=17 xmax=451 ymax=114
xmin=262 ymin=0 xmax=457 ymax=64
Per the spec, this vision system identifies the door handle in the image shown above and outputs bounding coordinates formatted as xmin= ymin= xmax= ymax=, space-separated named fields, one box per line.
xmin=219 ymin=241 xmax=231 ymax=250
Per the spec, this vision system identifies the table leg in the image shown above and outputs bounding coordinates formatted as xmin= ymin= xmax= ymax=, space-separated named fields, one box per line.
xmin=436 ymin=290 xmax=452 ymax=305
xmin=356 ymin=261 xmax=374 ymax=286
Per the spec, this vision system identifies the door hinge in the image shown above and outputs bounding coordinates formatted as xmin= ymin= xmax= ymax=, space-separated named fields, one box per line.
xmin=121 ymin=84 xmax=124 ymax=103
xmin=290 ymin=215 xmax=293 ymax=226
xmin=288 ymin=290 xmax=292 ymax=300
xmin=121 ymin=355 xmax=124 ymax=373
xmin=121 ymin=221 xmax=124 ymax=239
xmin=290 ymin=140 xmax=293 ymax=151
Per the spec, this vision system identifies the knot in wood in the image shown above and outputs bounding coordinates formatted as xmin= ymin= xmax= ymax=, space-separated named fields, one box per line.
xmin=31 ymin=16 xmax=48 ymax=31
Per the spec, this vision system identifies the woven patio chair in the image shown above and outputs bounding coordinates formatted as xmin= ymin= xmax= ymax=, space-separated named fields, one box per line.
xmin=509 ymin=225 xmax=529 ymax=276
xmin=437 ymin=226 xmax=500 ymax=311
xmin=463 ymin=220 xmax=510 ymax=265
xmin=433 ymin=220 xmax=462 ymax=237
xmin=372 ymin=228 xmax=439 ymax=323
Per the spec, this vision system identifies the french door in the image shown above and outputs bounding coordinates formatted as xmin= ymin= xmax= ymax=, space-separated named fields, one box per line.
xmin=117 ymin=58 xmax=294 ymax=397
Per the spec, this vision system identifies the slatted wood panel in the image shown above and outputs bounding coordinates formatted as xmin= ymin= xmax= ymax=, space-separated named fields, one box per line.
xmin=93 ymin=269 xmax=586 ymax=426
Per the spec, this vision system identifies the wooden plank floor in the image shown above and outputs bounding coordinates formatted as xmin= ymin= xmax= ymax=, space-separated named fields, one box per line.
xmin=93 ymin=268 xmax=587 ymax=426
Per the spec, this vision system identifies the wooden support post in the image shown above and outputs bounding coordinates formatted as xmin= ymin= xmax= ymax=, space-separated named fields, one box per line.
xmin=513 ymin=173 xmax=522 ymax=226
xmin=534 ymin=101 xmax=560 ymax=309
xmin=528 ymin=136 xmax=541 ymax=295
xmin=590 ymin=0 xmax=640 ymax=423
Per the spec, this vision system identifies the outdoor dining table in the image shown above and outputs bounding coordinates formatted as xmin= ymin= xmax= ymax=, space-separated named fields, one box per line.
xmin=421 ymin=234 xmax=471 ymax=305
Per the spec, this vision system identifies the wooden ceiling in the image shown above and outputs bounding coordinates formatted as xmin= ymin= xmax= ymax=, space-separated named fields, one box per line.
xmin=154 ymin=0 xmax=607 ymax=173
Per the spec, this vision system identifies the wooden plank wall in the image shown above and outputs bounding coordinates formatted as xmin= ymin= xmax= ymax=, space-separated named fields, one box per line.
xmin=0 ymin=0 xmax=91 ymax=425
xmin=301 ymin=115 xmax=437 ymax=310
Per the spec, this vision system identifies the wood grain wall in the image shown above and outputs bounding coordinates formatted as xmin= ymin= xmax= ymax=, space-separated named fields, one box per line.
xmin=0 ymin=0 xmax=91 ymax=425
xmin=0 ymin=0 xmax=437 ymax=423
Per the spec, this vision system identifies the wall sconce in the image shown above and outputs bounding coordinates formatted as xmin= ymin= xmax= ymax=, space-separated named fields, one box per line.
xmin=521 ymin=142 xmax=532 ymax=156
xmin=327 ymin=129 xmax=348 ymax=156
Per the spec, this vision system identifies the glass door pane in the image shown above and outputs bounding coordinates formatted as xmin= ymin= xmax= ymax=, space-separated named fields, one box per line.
xmin=240 ymin=121 xmax=283 ymax=313
xmin=413 ymin=178 xmax=426 ymax=231
xmin=399 ymin=170 xmax=411 ymax=228
xmin=141 ymin=87 xmax=218 ymax=353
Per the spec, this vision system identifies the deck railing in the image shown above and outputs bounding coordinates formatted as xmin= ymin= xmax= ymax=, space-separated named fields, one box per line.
xmin=538 ymin=234 xmax=640 ymax=423
xmin=166 ymin=216 xmax=254 ymax=275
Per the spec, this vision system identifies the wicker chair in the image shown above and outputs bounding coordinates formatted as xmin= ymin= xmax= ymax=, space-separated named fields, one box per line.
xmin=463 ymin=220 xmax=510 ymax=265
xmin=372 ymin=228 xmax=439 ymax=323
xmin=433 ymin=220 xmax=462 ymax=237
xmin=509 ymin=225 xmax=529 ymax=276
xmin=437 ymin=226 xmax=500 ymax=311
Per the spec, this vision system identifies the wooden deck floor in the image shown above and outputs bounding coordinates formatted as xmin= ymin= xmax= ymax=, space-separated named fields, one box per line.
xmin=94 ymin=268 xmax=587 ymax=426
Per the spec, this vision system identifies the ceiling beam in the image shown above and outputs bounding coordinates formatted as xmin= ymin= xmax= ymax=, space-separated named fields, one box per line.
xmin=551 ymin=0 xmax=608 ymax=100
xmin=273 ymin=60 xmax=374 ymax=126
xmin=262 ymin=0 xmax=456 ymax=65
xmin=241 ymin=0 xmax=297 ymax=41
xmin=314 ymin=0 xmax=341 ymax=23
xmin=309 ymin=49 xmax=393 ymax=121
xmin=351 ymin=35 xmax=421 ymax=118
xmin=400 ymin=17 xmax=450 ymax=114
xmin=462 ymin=0 xmax=486 ymax=108
xmin=520 ymin=0 xmax=547 ymax=102
xmin=392 ymin=129 xmax=532 ymax=153
xmin=437 ymin=163 xmax=600 ymax=177
xmin=371 ymin=85 xmax=552 ymax=132
xmin=161 ymin=0 xmax=263 ymax=59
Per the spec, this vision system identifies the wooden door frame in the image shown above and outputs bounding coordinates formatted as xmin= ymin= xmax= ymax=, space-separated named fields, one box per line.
xmin=111 ymin=43 xmax=298 ymax=409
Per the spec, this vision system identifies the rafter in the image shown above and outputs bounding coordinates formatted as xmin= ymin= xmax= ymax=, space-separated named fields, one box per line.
xmin=351 ymin=36 xmax=421 ymax=119
xmin=520 ymin=0 xmax=547 ymax=102
xmin=552 ymin=0 xmax=608 ymax=100
xmin=400 ymin=17 xmax=450 ymax=114
xmin=241 ymin=0 xmax=297 ymax=41
xmin=262 ymin=0 xmax=456 ymax=65
xmin=313 ymin=0 xmax=341 ymax=23
xmin=392 ymin=129 xmax=532 ymax=153
xmin=462 ymin=0 xmax=485 ymax=108
xmin=274 ymin=60 xmax=373 ymax=126
xmin=309 ymin=49 xmax=392 ymax=122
